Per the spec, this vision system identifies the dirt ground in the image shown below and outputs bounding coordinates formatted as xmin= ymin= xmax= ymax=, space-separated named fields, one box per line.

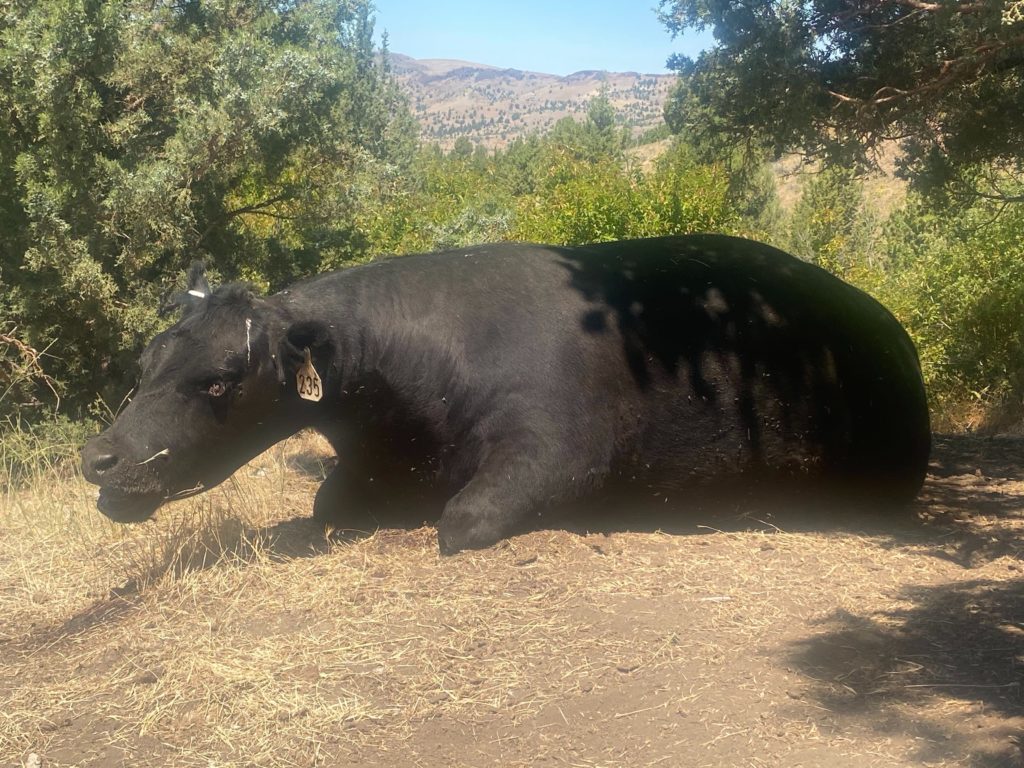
xmin=1 ymin=433 xmax=1023 ymax=767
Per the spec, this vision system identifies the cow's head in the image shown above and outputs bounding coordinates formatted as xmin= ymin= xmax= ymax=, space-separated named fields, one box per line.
xmin=81 ymin=264 xmax=329 ymax=522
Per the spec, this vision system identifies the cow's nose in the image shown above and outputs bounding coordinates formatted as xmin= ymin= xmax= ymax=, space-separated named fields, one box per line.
xmin=90 ymin=453 xmax=120 ymax=476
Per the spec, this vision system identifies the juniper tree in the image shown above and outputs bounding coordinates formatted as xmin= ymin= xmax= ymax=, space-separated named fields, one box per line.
xmin=659 ymin=0 xmax=1024 ymax=203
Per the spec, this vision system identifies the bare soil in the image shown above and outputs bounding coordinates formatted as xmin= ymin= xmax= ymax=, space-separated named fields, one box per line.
xmin=2 ymin=433 xmax=1023 ymax=767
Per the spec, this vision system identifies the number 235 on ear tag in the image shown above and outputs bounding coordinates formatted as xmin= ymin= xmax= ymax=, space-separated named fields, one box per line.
xmin=297 ymin=348 xmax=323 ymax=402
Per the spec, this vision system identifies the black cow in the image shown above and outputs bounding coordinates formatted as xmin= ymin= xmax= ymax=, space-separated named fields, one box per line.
xmin=81 ymin=235 xmax=931 ymax=553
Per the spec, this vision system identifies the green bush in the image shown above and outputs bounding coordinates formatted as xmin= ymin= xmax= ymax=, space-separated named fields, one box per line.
xmin=513 ymin=141 xmax=738 ymax=245
xmin=0 ymin=0 xmax=415 ymax=417
xmin=871 ymin=198 xmax=1024 ymax=424
xmin=785 ymin=167 xmax=878 ymax=276
xmin=0 ymin=414 xmax=97 ymax=486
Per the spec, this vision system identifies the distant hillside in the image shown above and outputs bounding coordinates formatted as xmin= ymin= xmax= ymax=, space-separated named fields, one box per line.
xmin=389 ymin=54 xmax=675 ymax=150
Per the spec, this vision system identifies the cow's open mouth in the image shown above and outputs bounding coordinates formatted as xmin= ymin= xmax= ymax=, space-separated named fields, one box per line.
xmin=96 ymin=488 xmax=162 ymax=523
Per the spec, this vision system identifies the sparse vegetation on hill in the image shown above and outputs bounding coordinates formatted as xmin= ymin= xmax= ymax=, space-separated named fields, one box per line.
xmin=389 ymin=54 xmax=675 ymax=150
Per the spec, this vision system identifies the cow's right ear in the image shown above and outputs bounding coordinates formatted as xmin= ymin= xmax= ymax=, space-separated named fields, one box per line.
xmin=273 ymin=320 xmax=334 ymax=390
xmin=161 ymin=261 xmax=214 ymax=317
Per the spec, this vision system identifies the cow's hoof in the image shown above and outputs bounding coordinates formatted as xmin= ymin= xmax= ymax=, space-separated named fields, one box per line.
xmin=438 ymin=528 xmax=466 ymax=556
xmin=436 ymin=513 xmax=503 ymax=555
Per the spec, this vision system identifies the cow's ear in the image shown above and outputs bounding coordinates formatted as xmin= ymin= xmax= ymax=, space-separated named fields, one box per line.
xmin=274 ymin=320 xmax=334 ymax=388
xmin=161 ymin=261 xmax=216 ymax=317
xmin=186 ymin=261 xmax=212 ymax=297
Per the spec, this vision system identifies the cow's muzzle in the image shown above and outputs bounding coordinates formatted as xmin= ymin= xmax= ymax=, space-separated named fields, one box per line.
xmin=96 ymin=488 xmax=162 ymax=523
xmin=83 ymin=436 xmax=167 ymax=522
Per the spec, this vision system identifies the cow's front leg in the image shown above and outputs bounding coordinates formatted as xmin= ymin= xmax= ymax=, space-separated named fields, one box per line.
xmin=312 ymin=462 xmax=386 ymax=532
xmin=437 ymin=442 xmax=583 ymax=554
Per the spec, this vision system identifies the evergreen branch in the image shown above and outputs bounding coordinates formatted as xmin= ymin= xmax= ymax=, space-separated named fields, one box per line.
xmin=198 ymin=194 xmax=291 ymax=244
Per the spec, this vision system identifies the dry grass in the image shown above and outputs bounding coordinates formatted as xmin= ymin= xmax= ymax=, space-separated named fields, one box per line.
xmin=2 ymin=432 xmax=1023 ymax=767
xmin=772 ymin=145 xmax=908 ymax=218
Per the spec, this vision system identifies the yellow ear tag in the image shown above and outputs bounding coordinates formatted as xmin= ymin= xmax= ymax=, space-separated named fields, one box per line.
xmin=296 ymin=348 xmax=323 ymax=402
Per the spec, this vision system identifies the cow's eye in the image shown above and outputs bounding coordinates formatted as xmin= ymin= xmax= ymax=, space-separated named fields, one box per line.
xmin=207 ymin=380 xmax=228 ymax=398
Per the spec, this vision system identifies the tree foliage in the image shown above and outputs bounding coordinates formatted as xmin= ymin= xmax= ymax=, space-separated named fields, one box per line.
xmin=5 ymin=1 xmax=1019 ymax=434
xmin=786 ymin=168 xmax=877 ymax=275
xmin=515 ymin=140 xmax=737 ymax=244
xmin=0 ymin=0 xmax=415 ymax=414
xmin=359 ymin=107 xmax=741 ymax=255
xmin=659 ymin=0 xmax=1024 ymax=201
xmin=867 ymin=197 xmax=1024 ymax=421
xmin=767 ymin=167 xmax=1024 ymax=426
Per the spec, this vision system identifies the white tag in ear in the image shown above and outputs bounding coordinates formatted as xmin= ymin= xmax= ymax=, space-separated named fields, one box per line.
xmin=296 ymin=348 xmax=323 ymax=402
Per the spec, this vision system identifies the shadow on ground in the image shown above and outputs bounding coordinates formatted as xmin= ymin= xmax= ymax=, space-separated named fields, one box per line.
xmin=913 ymin=435 xmax=1024 ymax=567
xmin=553 ymin=433 xmax=1024 ymax=568
xmin=4 ymin=514 xmax=422 ymax=654
xmin=221 ymin=432 xmax=1024 ymax=570
xmin=930 ymin=434 xmax=1024 ymax=482
xmin=778 ymin=434 xmax=1024 ymax=767
xmin=790 ymin=578 xmax=1024 ymax=767
xmin=286 ymin=451 xmax=337 ymax=480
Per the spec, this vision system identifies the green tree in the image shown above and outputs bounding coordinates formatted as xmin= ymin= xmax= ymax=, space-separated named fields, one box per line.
xmin=0 ymin=0 xmax=415 ymax=415
xmin=451 ymin=136 xmax=474 ymax=159
xmin=585 ymin=87 xmax=628 ymax=159
xmin=659 ymin=0 xmax=1024 ymax=202
xmin=514 ymin=140 xmax=738 ymax=245
xmin=787 ymin=169 xmax=877 ymax=275
xmin=868 ymin=197 xmax=1024 ymax=422
xmin=544 ymin=91 xmax=624 ymax=165
xmin=355 ymin=142 xmax=515 ymax=256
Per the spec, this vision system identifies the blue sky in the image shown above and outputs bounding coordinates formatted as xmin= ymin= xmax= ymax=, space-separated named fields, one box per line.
xmin=371 ymin=1 xmax=711 ymax=76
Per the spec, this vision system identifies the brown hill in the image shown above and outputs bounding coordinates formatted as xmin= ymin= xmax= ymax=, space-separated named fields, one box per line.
xmin=390 ymin=54 xmax=675 ymax=150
